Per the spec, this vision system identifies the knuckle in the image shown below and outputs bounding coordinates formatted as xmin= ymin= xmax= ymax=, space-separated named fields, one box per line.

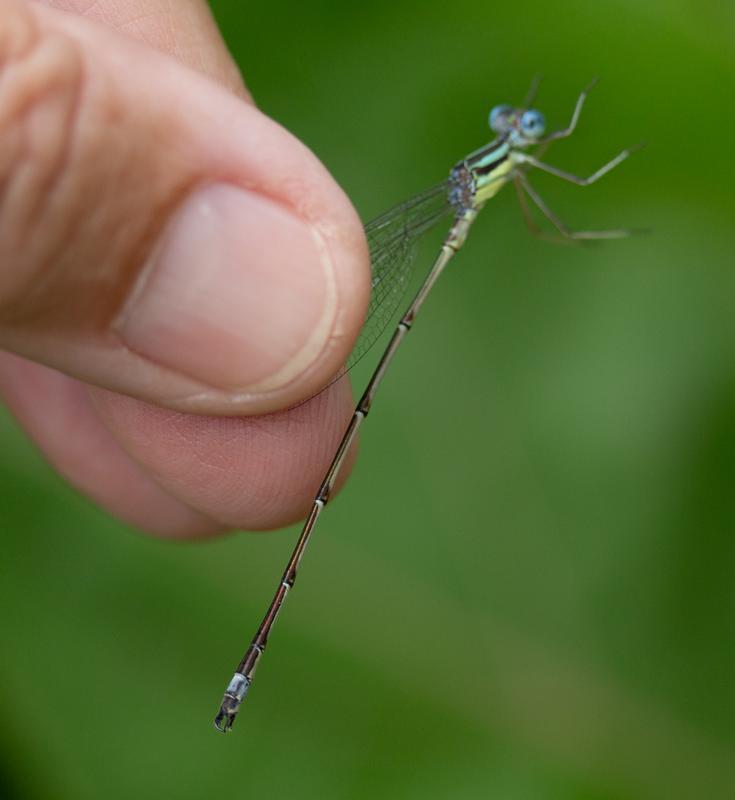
xmin=0 ymin=4 xmax=85 ymax=323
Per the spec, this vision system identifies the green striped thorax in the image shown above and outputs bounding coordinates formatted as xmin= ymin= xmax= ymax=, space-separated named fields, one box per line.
xmin=449 ymin=104 xmax=547 ymax=213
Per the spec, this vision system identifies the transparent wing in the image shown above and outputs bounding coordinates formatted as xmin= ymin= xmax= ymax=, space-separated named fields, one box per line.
xmin=344 ymin=181 xmax=454 ymax=373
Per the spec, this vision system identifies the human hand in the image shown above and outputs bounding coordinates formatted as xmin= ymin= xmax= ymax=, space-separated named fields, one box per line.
xmin=0 ymin=0 xmax=370 ymax=537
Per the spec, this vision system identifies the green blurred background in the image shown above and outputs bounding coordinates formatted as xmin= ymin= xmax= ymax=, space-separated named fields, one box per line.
xmin=2 ymin=1 xmax=735 ymax=797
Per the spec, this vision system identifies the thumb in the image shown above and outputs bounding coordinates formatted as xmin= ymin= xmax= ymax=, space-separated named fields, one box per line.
xmin=0 ymin=0 xmax=369 ymax=415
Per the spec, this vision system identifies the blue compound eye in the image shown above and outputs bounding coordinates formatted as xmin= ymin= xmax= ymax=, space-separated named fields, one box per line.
xmin=520 ymin=109 xmax=546 ymax=138
xmin=489 ymin=104 xmax=513 ymax=133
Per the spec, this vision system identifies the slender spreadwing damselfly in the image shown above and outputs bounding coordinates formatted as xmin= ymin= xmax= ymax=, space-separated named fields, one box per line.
xmin=215 ymin=77 xmax=643 ymax=732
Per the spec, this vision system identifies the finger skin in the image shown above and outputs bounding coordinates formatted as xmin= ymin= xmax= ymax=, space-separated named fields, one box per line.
xmin=1 ymin=1 xmax=363 ymax=536
xmin=0 ymin=0 xmax=370 ymax=414
xmin=0 ymin=351 xmax=357 ymax=533
xmin=0 ymin=351 xmax=222 ymax=538
xmin=33 ymin=0 xmax=250 ymax=98
xmin=89 ymin=380 xmax=357 ymax=531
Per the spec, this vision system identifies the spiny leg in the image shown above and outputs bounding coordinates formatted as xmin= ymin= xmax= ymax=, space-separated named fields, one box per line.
xmin=513 ymin=174 xmax=573 ymax=244
xmin=517 ymin=141 xmax=645 ymax=187
xmin=537 ymin=77 xmax=599 ymax=144
xmin=514 ymin=174 xmax=541 ymax=235
xmin=517 ymin=172 xmax=635 ymax=240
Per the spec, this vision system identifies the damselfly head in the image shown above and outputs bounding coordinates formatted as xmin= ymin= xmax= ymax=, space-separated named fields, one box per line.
xmin=489 ymin=105 xmax=546 ymax=145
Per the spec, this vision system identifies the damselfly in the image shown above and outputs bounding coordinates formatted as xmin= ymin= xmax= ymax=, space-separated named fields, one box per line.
xmin=215 ymin=77 xmax=642 ymax=732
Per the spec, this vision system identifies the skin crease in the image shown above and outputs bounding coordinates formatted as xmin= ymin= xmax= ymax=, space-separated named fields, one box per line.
xmin=0 ymin=0 xmax=368 ymax=537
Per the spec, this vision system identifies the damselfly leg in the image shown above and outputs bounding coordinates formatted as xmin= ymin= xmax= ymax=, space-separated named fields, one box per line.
xmin=516 ymin=172 xmax=637 ymax=241
xmin=515 ymin=142 xmax=645 ymax=187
